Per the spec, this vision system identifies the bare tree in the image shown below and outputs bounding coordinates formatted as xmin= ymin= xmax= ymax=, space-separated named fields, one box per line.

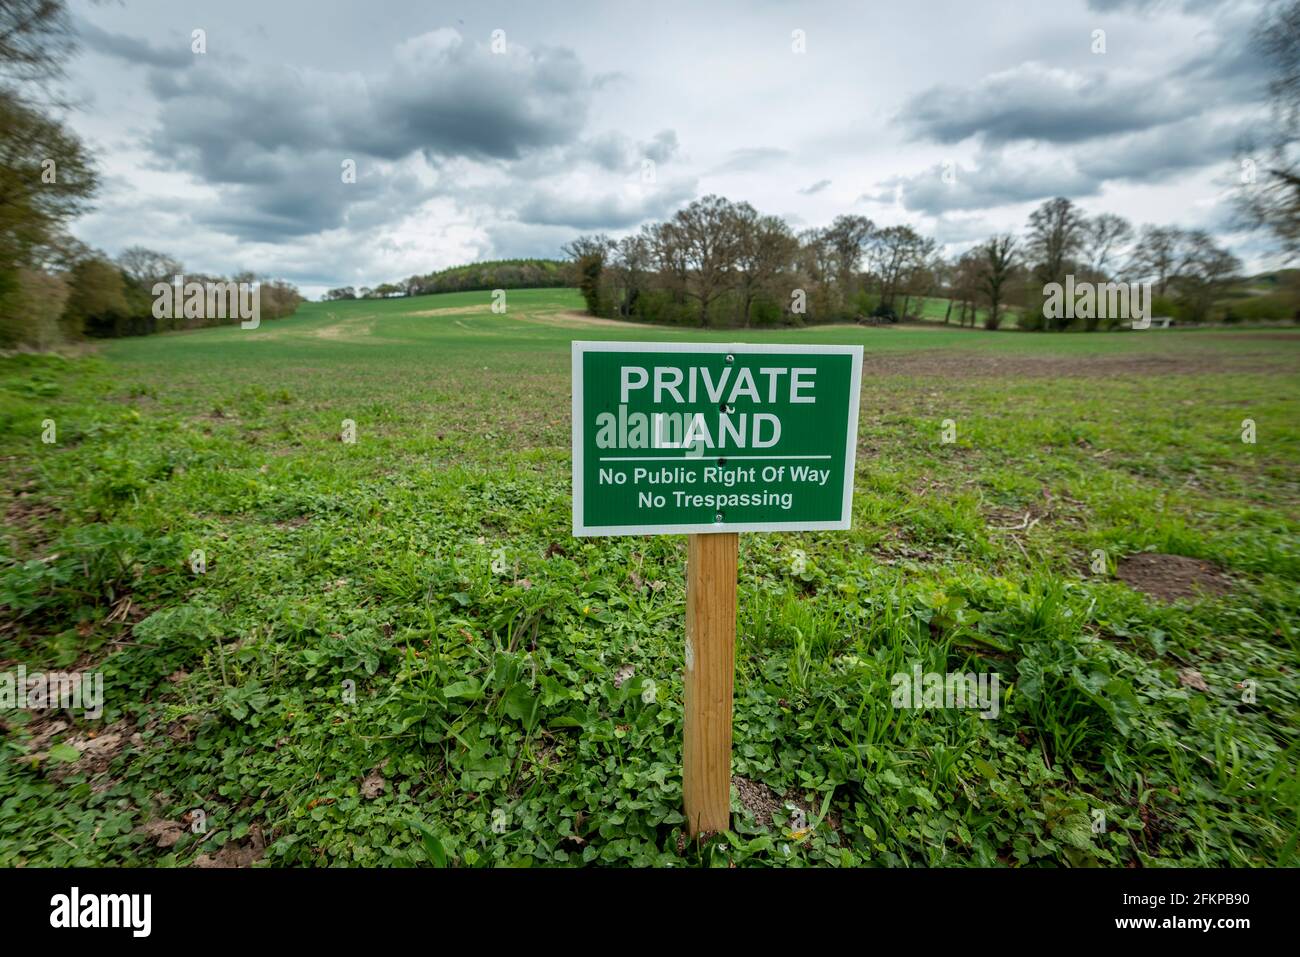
xmin=117 ymin=246 xmax=182 ymax=287
xmin=732 ymin=203 xmax=797 ymax=326
xmin=866 ymin=225 xmax=933 ymax=312
xmin=645 ymin=220 xmax=688 ymax=306
xmin=1129 ymin=224 xmax=1183 ymax=296
xmin=1084 ymin=213 xmax=1133 ymax=277
xmin=1026 ymin=197 xmax=1087 ymax=329
xmin=823 ymin=214 xmax=874 ymax=306
xmin=952 ymin=250 xmax=983 ymax=327
xmin=1238 ymin=0 xmax=1300 ymax=260
xmin=1173 ymin=230 xmax=1242 ymax=322
xmin=673 ymin=195 xmax=738 ymax=326
xmin=795 ymin=227 xmax=835 ymax=321
xmin=612 ymin=232 xmax=652 ymax=318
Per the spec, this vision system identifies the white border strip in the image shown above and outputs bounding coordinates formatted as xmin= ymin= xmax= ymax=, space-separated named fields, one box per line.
xmin=572 ymin=341 xmax=864 ymax=537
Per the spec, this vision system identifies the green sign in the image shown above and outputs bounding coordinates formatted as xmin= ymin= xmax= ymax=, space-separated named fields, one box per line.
xmin=572 ymin=341 xmax=863 ymax=536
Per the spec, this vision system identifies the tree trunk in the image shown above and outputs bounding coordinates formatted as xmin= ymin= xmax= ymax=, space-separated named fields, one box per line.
xmin=944 ymin=299 xmax=952 ymax=324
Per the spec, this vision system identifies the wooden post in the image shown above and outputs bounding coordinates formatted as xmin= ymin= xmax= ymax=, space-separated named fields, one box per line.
xmin=683 ymin=532 xmax=738 ymax=837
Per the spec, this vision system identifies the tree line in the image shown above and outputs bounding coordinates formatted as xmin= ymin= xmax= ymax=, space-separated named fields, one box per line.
xmin=562 ymin=0 xmax=1300 ymax=334
xmin=562 ymin=193 xmax=1279 ymax=331
xmin=0 ymin=1 xmax=302 ymax=349
xmin=325 ymin=258 xmax=569 ymax=301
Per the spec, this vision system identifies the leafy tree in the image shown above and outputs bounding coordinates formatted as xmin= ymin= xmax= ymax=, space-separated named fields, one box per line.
xmin=564 ymin=235 xmax=613 ymax=315
xmin=0 ymin=90 xmax=97 ymax=296
xmin=62 ymin=256 xmax=127 ymax=337
xmin=978 ymin=234 xmax=1018 ymax=330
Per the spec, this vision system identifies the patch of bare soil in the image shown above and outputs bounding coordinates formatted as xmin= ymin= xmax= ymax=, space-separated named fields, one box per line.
xmin=733 ymin=775 xmax=783 ymax=827
xmin=528 ymin=310 xmax=661 ymax=329
xmin=1116 ymin=553 xmax=1233 ymax=602
xmin=874 ymin=526 xmax=938 ymax=564
xmin=37 ymin=719 xmax=137 ymax=783
xmin=310 ymin=316 xmax=377 ymax=341
xmin=404 ymin=305 xmax=490 ymax=317
xmin=139 ymin=818 xmax=186 ymax=849
xmin=192 ymin=823 xmax=266 ymax=868
xmin=4 ymin=490 xmax=60 ymax=550
xmin=859 ymin=350 xmax=1296 ymax=379
xmin=984 ymin=488 xmax=1089 ymax=531
xmin=732 ymin=775 xmax=840 ymax=837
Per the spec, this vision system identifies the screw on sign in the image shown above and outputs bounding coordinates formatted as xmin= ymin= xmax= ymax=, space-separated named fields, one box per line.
xmin=571 ymin=341 xmax=863 ymax=835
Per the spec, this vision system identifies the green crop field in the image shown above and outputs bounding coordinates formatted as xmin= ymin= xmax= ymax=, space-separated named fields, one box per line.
xmin=1 ymin=287 xmax=1297 ymax=867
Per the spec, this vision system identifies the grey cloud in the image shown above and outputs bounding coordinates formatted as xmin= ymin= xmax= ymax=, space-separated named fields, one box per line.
xmin=798 ymin=179 xmax=831 ymax=195
xmin=363 ymin=32 xmax=590 ymax=161
xmin=902 ymin=0 xmax=1266 ymax=150
xmin=1086 ymin=0 xmax=1168 ymax=10
xmin=574 ymin=129 xmax=679 ymax=172
xmin=199 ymin=155 xmax=436 ymax=240
xmin=1168 ymin=17 xmax=1272 ymax=101
xmin=873 ymin=107 xmax=1259 ymax=218
xmin=483 ymin=221 xmax=581 ymax=260
xmin=900 ymin=62 xmax=1196 ymax=145
xmin=145 ymin=29 xmax=590 ymax=171
xmin=929 ymin=215 xmax=1000 ymax=246
xmin=707 ymin=147 xmax=790 ymax=175
xmin=516 ymin=177 xmax=697 ymax=230
xmin=76 ymin=19 xmax=194 ymax=68
xmin=1076 ymin=115 xmax=1258 ymax=183
xmin=643 ymin=130 xmax=679 ymax=165
xmin=593 ymin=71 xmax=628 ymax=89
xmin=578 ymin=132 xmax=633 ymax=171
xmin=876 ymin=152 xmax=1100 ymax=215
xmin=134 ymin=28 xmax=594 ymax=240
xmin=1086 ymin=0 xmax=1228 ymax=12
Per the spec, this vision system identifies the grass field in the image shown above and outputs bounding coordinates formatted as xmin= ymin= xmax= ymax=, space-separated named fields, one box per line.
xmin=1 ymin=287 xmax=1297 ymax=867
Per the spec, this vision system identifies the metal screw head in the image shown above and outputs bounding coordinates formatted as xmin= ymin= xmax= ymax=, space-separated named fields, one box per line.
xmin=714 ymin=512 xmax=724 ymax=523
xmin=725 ymin=354 xmax=734 ymax=364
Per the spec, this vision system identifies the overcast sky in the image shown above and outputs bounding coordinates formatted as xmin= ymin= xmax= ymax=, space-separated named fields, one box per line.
xmin=62 ymin=0 xmax=1282 ymax=298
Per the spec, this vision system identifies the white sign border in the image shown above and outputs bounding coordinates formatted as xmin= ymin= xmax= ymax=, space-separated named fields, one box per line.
xmin=572 ymin=340 xmax=864 ymax=537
